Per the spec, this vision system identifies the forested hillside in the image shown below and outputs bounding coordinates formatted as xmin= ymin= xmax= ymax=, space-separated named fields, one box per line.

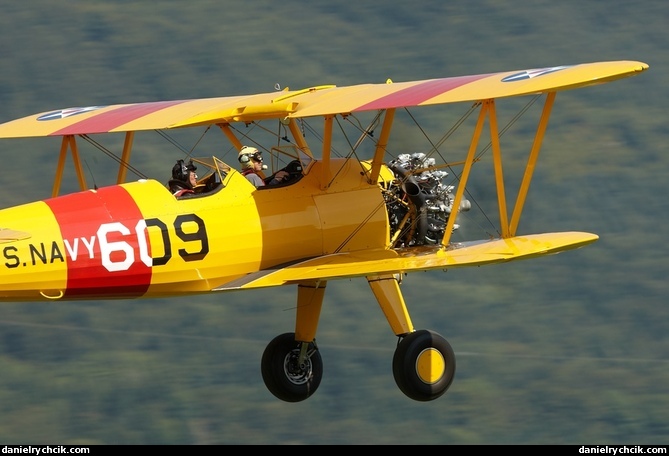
xmin=0 ymin=0 xmax=666 ymax=445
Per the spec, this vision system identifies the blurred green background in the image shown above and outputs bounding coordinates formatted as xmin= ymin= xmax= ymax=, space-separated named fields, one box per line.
xmin=0 ymin=0 xmax=666 ymax=445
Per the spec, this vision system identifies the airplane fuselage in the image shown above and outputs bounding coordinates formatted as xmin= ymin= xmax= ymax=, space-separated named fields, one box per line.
xmin=0 ymin=158 xmax=391 ymax=301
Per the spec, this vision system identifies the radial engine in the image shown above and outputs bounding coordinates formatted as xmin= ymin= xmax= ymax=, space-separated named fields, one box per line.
xmin=384 ymin=153 xmax=471 ymax=247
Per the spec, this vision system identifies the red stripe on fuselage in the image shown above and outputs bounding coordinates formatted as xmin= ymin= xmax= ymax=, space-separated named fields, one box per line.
xmin=356 ymin=74 xmax=490 ymax=111
xmin=50 ymin=100 xmax=187 ymax=135
xmin=45 ymin=186 xmax=151 ymax=298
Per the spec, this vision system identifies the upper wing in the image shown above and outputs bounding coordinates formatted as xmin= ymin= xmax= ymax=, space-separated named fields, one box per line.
xmin=0 ymin=61 xmax=648 ymax=139
xmin=212 ymin=231 xmax=598 ymax=291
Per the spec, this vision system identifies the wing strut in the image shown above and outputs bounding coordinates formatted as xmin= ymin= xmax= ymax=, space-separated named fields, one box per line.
xmin=441 ymin=93 xmax=556 ymax=246
xmin=320 ymin=115 xmax=334 ymax=190
xmin=116 ymin=132 xmax=135 ymax=184
xmin=508 ymin=91 xmax=555 ymax=236
xmin=441 ymin=102 xmax=488 ymax=247
xmin=53 ymin=135 xmax=87 ymax=197
xmin=368 ymin=109 xmax=395 ymax=184
xmin=287 ymin=118 xmax=314 ymax=159
xmin=488 ymin=99 xmax=509 ymax=236
xmin=53 ymin=132 xmax=138 ymax=195
xmin=217 ymin=123 xmax=243 ymax=150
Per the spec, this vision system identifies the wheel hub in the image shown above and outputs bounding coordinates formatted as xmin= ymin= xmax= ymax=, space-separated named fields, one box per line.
xmin=284 ymin=351 xmax=312 ymax=385
xmin=415 ymin=347 xmax=445 ymax=384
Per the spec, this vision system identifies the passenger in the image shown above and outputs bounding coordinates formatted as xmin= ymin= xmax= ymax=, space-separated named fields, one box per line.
xmin=168 ymin=159 xmax=198 ymax=198
xmin=238 ymin=146 xmax=288 ymax=188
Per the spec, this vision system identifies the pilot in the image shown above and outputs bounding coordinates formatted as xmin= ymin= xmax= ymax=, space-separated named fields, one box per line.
xmin=168 ymin=159 xmax=198 ymax=198
xmin=238 ymin=146 xmax=288 ymax=188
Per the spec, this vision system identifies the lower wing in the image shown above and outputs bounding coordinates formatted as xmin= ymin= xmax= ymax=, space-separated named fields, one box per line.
xmin=213 ymin=231 xmax=598 ymax=291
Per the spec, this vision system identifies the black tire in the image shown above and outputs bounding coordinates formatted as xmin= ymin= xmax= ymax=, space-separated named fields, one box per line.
xmin=261 ymin=332 xmax=323 ymax=402
xmin=392 ymin=329 xmax=456 ymax=402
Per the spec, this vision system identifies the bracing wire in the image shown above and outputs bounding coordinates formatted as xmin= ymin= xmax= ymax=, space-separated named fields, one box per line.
xmin=79 ymin=134 xmax=148 ymax=180
xmin=399 ymin=95 xmax=542 ymax=237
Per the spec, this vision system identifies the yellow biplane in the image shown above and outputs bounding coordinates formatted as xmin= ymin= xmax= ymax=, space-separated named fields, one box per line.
xmin=0 ymin=60 xmax=648 ymax=402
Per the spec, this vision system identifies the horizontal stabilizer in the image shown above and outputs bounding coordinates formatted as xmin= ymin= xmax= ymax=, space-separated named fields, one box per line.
xmin=0 ymin=228 xmax=31 ymax=244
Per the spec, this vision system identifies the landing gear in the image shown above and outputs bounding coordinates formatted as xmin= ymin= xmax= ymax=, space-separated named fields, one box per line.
xmin=261 ymin=332 xmax=323 ymax=402
xmin=261 ymin=277 xmax=455 ymax=402
xmin=392 ymin=329 xmax=456 ymax=401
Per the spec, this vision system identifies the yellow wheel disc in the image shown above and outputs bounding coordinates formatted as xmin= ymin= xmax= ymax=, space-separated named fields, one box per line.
xmin=415 ymin=348 xmax=445 ymax=384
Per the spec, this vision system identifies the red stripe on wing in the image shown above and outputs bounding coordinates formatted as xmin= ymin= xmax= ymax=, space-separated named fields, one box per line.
xmin=50 ymin=100 xmax=187 ymax=135
xmin=356 ymin=74 xmax=490 ymax=111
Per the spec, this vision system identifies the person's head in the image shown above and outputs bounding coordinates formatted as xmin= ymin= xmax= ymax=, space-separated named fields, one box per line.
xmin=172 ymin=159 xmax=197 ymax=187
xmin=238 ymin=146 xmax=264 ymax=171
